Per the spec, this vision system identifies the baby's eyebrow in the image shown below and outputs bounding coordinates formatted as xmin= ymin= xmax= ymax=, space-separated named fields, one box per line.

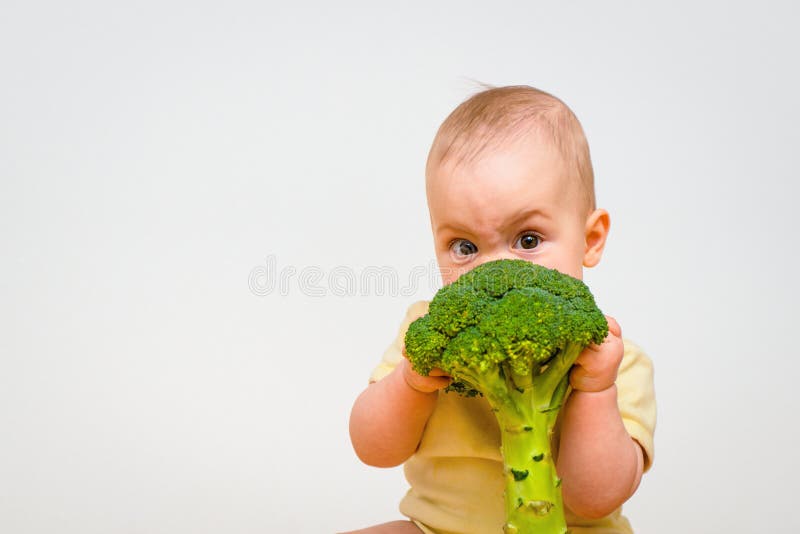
xmin=435 ymin=222 xmax=471 ymax=237
xmin=508 ymin=207 xmax=548 ymax=224
xmin=434 ymin=209 xmax=549 ymax=238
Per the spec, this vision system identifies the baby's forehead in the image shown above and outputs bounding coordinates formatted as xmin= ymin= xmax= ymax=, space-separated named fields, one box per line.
xmin=426 ymin=86 xmax=595 ymax=212
xmin=432 ymin=121 xmax=556 ymax=172
xmin=427 ymin=124 xmax=592 ymax=217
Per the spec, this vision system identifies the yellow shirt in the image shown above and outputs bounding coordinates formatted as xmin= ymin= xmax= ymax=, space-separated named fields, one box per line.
xmin=370 ymin=301 xmax=657 ymax=534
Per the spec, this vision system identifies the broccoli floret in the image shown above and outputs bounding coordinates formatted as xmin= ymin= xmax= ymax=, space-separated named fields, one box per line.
xmin=405 ymin=259 xmax=608 ymax=534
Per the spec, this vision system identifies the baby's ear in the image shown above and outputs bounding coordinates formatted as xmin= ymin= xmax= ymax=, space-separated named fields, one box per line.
xmin=583 ymin=209 xmax=610 ymax=268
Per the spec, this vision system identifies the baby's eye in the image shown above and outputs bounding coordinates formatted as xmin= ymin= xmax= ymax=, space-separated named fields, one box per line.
xmin=513 ymin=233 xmax=542 ymax=250
xmin=449 ymin=239 xmax=478 ymax=259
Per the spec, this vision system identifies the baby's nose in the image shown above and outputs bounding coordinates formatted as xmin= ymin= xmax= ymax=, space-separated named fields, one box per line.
xmin=474 ymin=251 xmax=521 ymax=269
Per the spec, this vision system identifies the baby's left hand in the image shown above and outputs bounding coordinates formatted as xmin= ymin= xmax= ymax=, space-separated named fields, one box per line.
xmin=569 ymin=316 xmax=624 ymax=393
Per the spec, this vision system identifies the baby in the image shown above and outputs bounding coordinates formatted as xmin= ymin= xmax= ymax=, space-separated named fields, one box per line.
xmin=346 ymin=86 xmax=656 ymax=534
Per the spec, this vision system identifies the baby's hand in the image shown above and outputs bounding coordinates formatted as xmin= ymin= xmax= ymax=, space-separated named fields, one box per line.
xmin=401 ymin=345 xmax=452 ymax=393
xmin=569 ymin=316 xmax=624 ymax=393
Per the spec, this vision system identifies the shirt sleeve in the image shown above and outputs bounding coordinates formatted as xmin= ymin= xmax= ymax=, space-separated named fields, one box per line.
xmin=616 ymin=338 xmax=657 ymax=472
xmin=369 ymin=300 xmax=431 ymax=383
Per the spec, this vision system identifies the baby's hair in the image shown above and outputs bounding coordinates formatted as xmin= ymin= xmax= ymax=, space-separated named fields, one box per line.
xmin=426 ymin=85 xmax=596 ymax=212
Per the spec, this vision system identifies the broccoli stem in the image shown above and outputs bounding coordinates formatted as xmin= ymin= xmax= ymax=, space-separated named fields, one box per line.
xmin=489 ymin=345 xmax=582 ymax=534
xmin=499 ymin=413 xmax=565 ymax=534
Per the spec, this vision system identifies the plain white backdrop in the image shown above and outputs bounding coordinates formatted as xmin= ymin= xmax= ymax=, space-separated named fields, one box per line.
xmin=1 ymin=2 xmax=798 ymax=533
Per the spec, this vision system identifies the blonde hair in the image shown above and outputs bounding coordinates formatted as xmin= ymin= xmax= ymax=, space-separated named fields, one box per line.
xmin=426 ymin=85 xmax=596 ymax=212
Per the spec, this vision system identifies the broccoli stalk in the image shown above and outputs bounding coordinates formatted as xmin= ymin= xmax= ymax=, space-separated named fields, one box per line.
xmin=405 ymin=259 xmax=608 ymax=534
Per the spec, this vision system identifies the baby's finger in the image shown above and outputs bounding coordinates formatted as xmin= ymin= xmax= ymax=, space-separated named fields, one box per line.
xmin=428 ymin=367 xmax=451 ymax=378
xmin=605 ymin=315 xmax=621 ymax=338
xmin=569 ymin=364 xmax=613 ymax=392
xmin=574 ymin=346 xmax=604 ymax=374
xmin=421 ymin=375 xmax=453 ymax=391
xmin=582 ymin=315 xmax=621 ymax=352
xmin=401 ymin=359 xmax=452 ymax=392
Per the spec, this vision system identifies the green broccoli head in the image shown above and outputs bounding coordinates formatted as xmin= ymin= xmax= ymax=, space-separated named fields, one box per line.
xmin=405 ymin=258 xmax=608 ymax=397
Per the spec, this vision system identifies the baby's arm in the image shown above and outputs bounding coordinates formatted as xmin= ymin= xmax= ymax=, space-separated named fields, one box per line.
xmin=556 ymin=316 xmax=644 ymax=519
xmin=349 ymin=355 xmax=450 ymax=467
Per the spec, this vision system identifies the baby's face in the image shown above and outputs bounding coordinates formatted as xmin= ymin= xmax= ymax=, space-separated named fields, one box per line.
xmin=427 ymin=134 xmax=590 ymax=284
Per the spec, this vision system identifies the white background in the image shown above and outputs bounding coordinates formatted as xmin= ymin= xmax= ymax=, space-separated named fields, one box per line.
xmin=2 ymin=2 xmax=798 ymax=533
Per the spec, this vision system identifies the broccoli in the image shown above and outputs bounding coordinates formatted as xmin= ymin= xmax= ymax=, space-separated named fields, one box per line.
xmin=404 ymin=259 xmax=609 ymax=534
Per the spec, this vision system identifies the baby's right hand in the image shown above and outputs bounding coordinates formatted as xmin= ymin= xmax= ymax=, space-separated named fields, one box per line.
xmin=401 ymin=345 xmax=452 ymax=393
